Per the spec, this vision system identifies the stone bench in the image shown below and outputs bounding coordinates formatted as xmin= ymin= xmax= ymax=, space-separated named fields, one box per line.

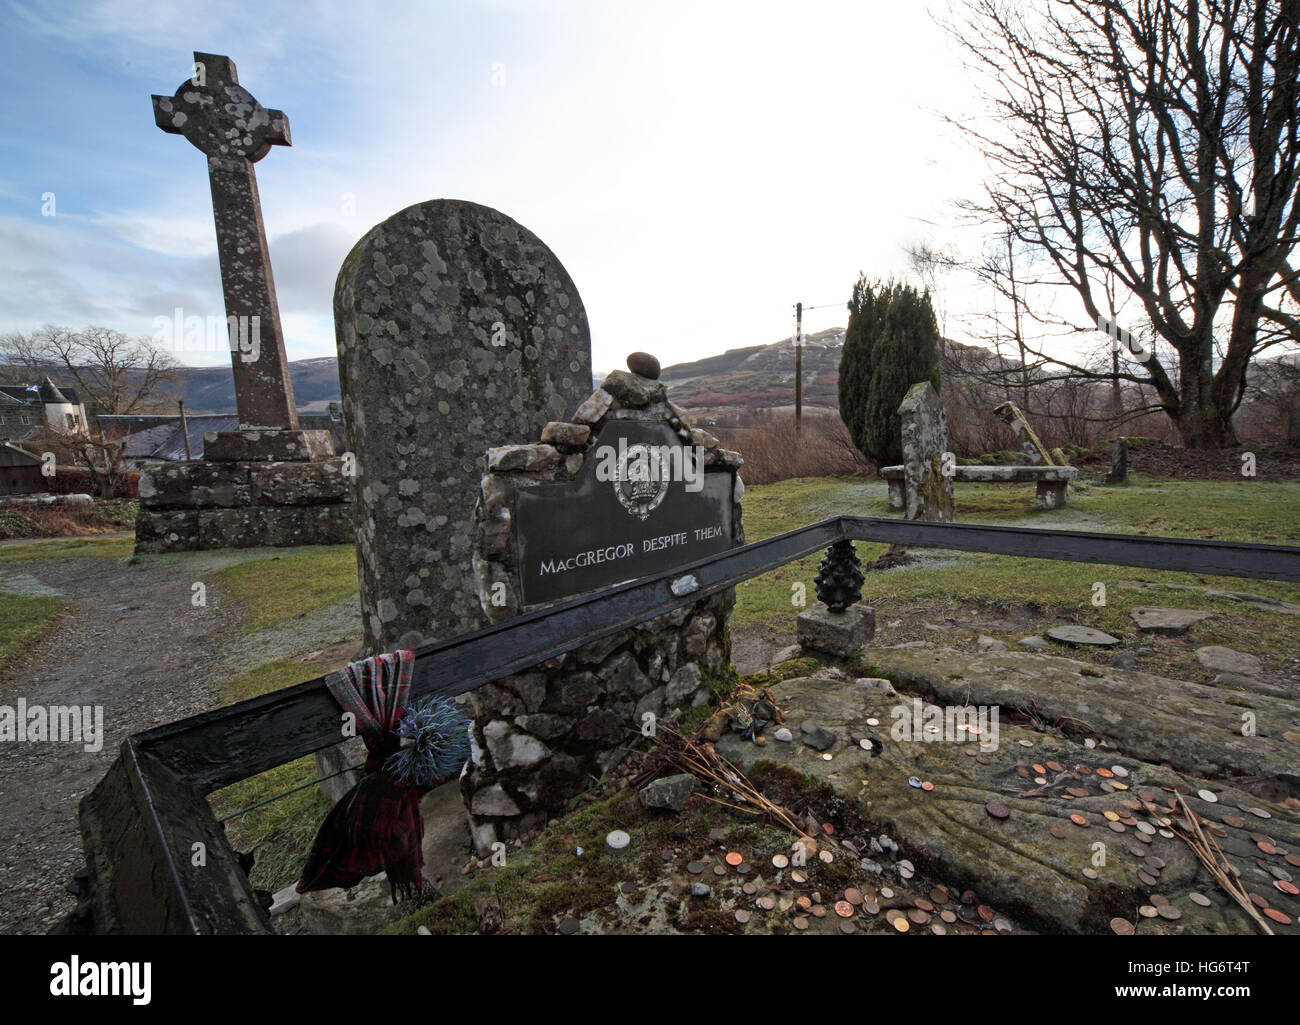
xmin=880 ymin=463 xmax=1078 ymax=511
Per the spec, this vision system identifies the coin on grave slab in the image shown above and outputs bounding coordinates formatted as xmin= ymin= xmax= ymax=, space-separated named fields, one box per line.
xmin=1050 ymin=826 xmax=1066 ymax=839
xmin=1197 ymin=789 xmax=1218 ymax=803
xmin=1110 ymin=917 xmax=1135 ymax=935
xmin=845 ymin=887 xmax=863 ymax=905
xmin=1189 ymin=892 xmax=1212 ymax=907
xmin=835 ymin=901 xmax=854 ymax=919
xmin=1138 ymin=905 xmax=1158 ymax=918
xmin=1263 ymin=908 xmax=1292 ymax=925
xmin=812 ymin=904 xmax=827 ymax=918
xmin=734 ymin=909 xmax=751 ymax=924
xmin=1259 ymin=840 xmax=1278 ymax=855
xmin=1150 ymin=893 xmax=1169 ymax=906
xmin=793 ymin=916 xmax=809 ymax=930
xmin=725 ymin=851 xmax=743 ymax=866
xmin=865 ymin=900 xmax=881 ymax=915
xmin=1156 ymin=905 xmax=1182 ymax=921
xmin=893 ymin=917 xmax=910 ymax=933
xmin=940 ymin=909 xmax=957 ymax=924
xmin=986 ymin=800 xmax=1011 ymax=821
xmin=1070 ymin=813 xmax=1089 ymax=827
xmin=742 ymin=882 xmax=757 ymax=895
xmin=772 ymin=853 xmax=789 ymax=869
xmin=977 ymin=904 xmax=994 ymax=922
xmin=1275 ymin=880 xmax=1299 ymax=896
xmin=1083 ymin=868 xmax=1099 ymax=880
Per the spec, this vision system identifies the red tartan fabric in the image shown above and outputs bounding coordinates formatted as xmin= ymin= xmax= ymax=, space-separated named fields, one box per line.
xmin=296 ymin=650 xmax=428 ymax=901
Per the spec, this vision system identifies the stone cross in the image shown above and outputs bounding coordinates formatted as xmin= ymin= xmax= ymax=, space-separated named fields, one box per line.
xmin=153 ymin=52 xmax=299 ymax=429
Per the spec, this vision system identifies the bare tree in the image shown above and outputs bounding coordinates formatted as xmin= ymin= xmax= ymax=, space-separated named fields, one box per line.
xmin=0 ymin=324 xmax=178 ymax=417
xmin=944 ymin=0 xmax=1300 ymax=448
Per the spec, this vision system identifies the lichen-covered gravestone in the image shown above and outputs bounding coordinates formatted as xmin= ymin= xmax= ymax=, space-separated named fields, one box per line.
xmin=335 ymin=200 xmax=593 ymax=653
xmin=898 ymin=381 xmax=954 ymax=522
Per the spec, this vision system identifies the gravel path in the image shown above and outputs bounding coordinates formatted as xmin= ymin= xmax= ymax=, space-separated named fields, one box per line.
xmin=0 ymin=554 xmax=239 ymax=934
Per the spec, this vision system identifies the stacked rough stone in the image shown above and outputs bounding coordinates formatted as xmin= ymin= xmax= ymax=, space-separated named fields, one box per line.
xmin=898 ymin=381 xmax=955 ymax=522
xmin=134 ymin=428 xmax=351 ymax=552
xmin=460 ymin=366 xmax=745 ymax=855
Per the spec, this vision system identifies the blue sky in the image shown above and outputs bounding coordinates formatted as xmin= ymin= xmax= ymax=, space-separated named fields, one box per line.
xmin=0 ymin=0 xmax=991 ymax=370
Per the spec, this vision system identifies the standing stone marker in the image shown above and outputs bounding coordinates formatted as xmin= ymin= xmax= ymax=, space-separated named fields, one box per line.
xmin=335 ymin=199 xmax=593 ymax=653
xmin=153 ymin=52 xmax=299 ymax=429
xmin=898 ymin=381 xmax=954 ymax=522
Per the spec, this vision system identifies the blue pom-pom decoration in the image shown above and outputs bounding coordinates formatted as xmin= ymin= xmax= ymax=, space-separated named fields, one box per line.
xmin=384 ymin=696 xmax=472 ymax=788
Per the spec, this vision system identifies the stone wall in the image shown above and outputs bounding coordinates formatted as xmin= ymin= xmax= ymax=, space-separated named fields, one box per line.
xmin=134 ymin=428 xmax=352 ymax=553
xmin=459 ymin=367 xmax=745 ymax=854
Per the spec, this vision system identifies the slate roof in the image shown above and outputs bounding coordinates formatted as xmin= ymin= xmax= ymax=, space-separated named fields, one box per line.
xmin=101 ymin=415 xmax=239 ymax=461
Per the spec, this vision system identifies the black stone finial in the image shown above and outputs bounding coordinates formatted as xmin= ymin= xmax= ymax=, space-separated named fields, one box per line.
xmin=814 ymin=540 xmax=864 ymax=613
xmin=627 ymin=352 xmax=661 ymax=379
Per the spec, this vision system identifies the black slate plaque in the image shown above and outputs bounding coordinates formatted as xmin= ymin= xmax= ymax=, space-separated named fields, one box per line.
xmin=515 ymin=420 xmax=735 ymax=605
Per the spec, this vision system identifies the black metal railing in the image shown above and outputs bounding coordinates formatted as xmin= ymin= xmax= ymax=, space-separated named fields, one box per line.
xmin=78 ymin=516 xmax=1300 ymax=933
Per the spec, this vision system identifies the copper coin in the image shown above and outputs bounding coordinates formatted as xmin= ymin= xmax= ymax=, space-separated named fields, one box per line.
xmin=797 ymin=896 xmax=812 ymax=910
xmin=1190 ymin=892 xmax=1212 ymax=907
xmin=757 ymin=896 xmax=776 ymax=910
xmin=975 ymin=754 xmax=991 ymax=765
xmin=1264 ymin=908 xmax=1292 ymax=925
xmin=1138 ymin=790 xmax=1156 ymax=802
xmin=986 ymin=800 xmax=1011 ymax=820
xmin=1097 ymin=768 xmax=1113 ymax=778
xmin=1249 ymin=892 xmax=1270 ymax=908
xmin=1016 ymin=766 xmax=1030 ymax=778
xmin=1110 ymin=917 xmax=1135 ymax=935
xmin=940 ymin=909 xmax=957 ymax=923
xmin=1222 ymin=814 xmax=1246 ymax=828
xmin=1145 ymin=856 xmax=1166 ymax=869
xmin=742 ymin=882 xmax=757 ymax=895
xmin=1046 ymin=760 xmax=1064 ymax=772
xmin=893 ymin=917 xmax=910 ymax=933
xmin=845 ymin=887 xmax=863 ymax=906
xmin=908 ymin=908 xmax=930 ymax=925
xmin=811 ymin=904 xmax=826 ymax=918
xmin=834 ymin=900 xmax=854 ymax=918
xmin=1156 ymin=905 xmax=1181 ymax=920
xmin=734 ymin=909 xmax=751 ymax=924
xmin=1285 ymin=854 xmax=1300 ymax=868
xmin=1150 ymin=894 xmax=1169 ymax=906
xmin=725 ymin=851 xmax=743 ymax=866
xmin=977 ymin=904 xmax=994 ymax=922
xmin=793 ymin=915 xmax=809 ymax=930
xmin=885 ymin=908 xmax=903 ymax=924
xmin=1259 ymin=840 xmax=1278 ymax=855
xmin=915 ymin=897 xmax=934 ymax=911
xmin=930 ymin=887 xmax=948 ymax=904
xmin=1109 ymin=821 xmax=1127 ymax=833
xmin=1070 ymin=813 xmax=1089 ymax=827
xmin=1138 ymin=870 xmax=1158 ymax=886
xmin=921 ymin=781 xmax=935 ymax=792
xmin=964 ymin=748 xmax=978 ymax=757
xmin=1083 ymin=868 xmax=1099 ymax=880
xmin=1078 ymin=765 xmax=1093 ymax=775
xmin=1068 ymin=787 xmax=1090 ymax=798
xmin=1033 ymin=764 xmax=1047 ymax=775
xmin=1138 ymin=905 xmax=1158 ymax=918
xmin=931 ymin=922 xmax=946 ymax=935
xmin=1050 ymin=825 xmax=1066 ymax=839
xmin=1276 ymin=880 xmax=1300 ymax=896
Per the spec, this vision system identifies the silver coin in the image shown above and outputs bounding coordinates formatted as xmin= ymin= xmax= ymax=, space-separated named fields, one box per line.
xmin=1197 ymin=789 xmax=1218 ymax=804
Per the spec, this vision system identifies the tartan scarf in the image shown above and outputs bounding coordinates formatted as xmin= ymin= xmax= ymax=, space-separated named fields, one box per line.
xmin=296 ymin=649 xmax=429 ymax=902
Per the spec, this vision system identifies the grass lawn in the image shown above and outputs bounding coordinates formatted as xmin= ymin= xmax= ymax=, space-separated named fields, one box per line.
xmin=206 ymin=658 xmax=333 ymax=893
xmin=733 ymin=476 xmax=1300 ymax=670
xmin=215 ymin=545 xmax=359 ymax=633
xmin=0 ymin=592 xmax=64 ymax=684
xmin=0 ymin=536 xmax=134 ymax=563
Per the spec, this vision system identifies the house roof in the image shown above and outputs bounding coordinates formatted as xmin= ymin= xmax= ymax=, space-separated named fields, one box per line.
xmin=38 ymin=376 xmax=70 ymax=403
xmin=101 ymin=414 xmax=240 ymax=461
xmin=0 ymin=382 xmax=82 ymax=406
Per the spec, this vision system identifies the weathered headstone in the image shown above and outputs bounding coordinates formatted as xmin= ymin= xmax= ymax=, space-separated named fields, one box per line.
xmin=898 ymin=381 xmax=954 ymax=522
xmin=335 ymin=199 xmax=593 ymax=653
xmin=1107 ymin=436 xmax=1129 ymax=484
xmin=152 ymin=52 xmax=299 ymax=429
xmin=461 ymin=355 xmax=744 ymax=853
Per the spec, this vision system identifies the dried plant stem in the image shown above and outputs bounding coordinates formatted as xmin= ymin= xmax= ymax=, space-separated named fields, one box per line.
xmin=1170 ymin=794 xmax=1274 ymax=936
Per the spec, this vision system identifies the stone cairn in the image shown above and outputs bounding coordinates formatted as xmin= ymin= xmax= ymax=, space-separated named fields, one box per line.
xmin=460 ymin=355 xmax=745 ymax=855
xmin=137 ymin=53 xmax=349 ymax=552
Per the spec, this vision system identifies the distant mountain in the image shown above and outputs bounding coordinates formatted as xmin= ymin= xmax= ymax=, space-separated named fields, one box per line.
xmin=169 ymin=357 xmax=343 ymax=414
xmin=660 ymin=327 xmax=846 ymax=419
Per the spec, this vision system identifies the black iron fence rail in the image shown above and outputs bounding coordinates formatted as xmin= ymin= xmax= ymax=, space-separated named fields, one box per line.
xmin=79 ymin=516 xmax=1300 ymax=933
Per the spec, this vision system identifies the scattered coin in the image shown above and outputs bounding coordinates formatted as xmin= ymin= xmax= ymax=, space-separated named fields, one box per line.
xmin=687 ymin=861 xmax=705 ymax=875
xmin=922 ymin=781 xmax=935 ymax=792
xmin=736 ymin=862 xmax=752 ymax=874
xmin=771 ymin=853 xmax=790 ymax=869
xmin=812 ymin=904 xmax=827 ymax=918
xmin=778 ymin=895 xmax=794 ymax=912
xmin=931 ymin=922 xmax=947 ymax=935
xmin=1189 ymin=892 xmax=1212 ymax=907
xmin=1138 ymin=790 xmax=1156 ymax=802
xmin=975 ymin=755 xmax=991 ymax=765
xmin=1159 ymin=829 xmax=1175 ymax=839
xmin=1083 ymin=868 xmax=1099 ymax=880
xmin=1104 ymin=811 xmax=1120 ymax=821
xmin=915 ymin=898 xmax=934 ymax=912
xmin=977 ymin=904 xmax=994 ymax=922
xmin=1137 ymin=832 xmax=1154 ymax=845
xmin=1286 ymin=854 xmax=1300 ymax=868
xmin=1078 ymin=765 xmax=1093 ymax=774
xmin=1070 ymin=813 xmax=1089 ymax=827
xmin=1110 ymin=917 xmax=1135 ymax=935
xmin=839 ymin=919 xmax=856 ymax=934
xmin=1112 ymin=782 xmax=1129 ymax=791
xmin=1263 ymin=908 xmax=1292 ymax=926
xmin=908 ymin=908 xmax=930 ymax=925
xmin=819 ymin=850 xmax=834 ymax=864
xmin=881 ymin=887 xmax=895 ymax=898
xmin=845 ymin=887 xmax=863 ymax=906
xmin=940 ymin=909 xmax=957 ymax=923
xmin=797 ymin=896 xmax=812 ymax=910
xmin=1259 ymin=840 xmax=1278 ymax=855
xmin=558 ymin=916 xmax=581 ymax=935
xmin=1138 ymin=905 xmax=1158 ymax=918
xmin=1016 ymin=767 xmax=1030 ymax=779
xmin=733 ymin=908 xmax=752 ymax=925
xmin=1035 ymin=777 xmax=1048 ymax=785
xmin=1198 ymin=789 xmax=1218 ymax=803
xmin=1050 ymin=825 xmax=1066 ymax=839
xmin=1068 ymin=787 xmax=1090 ymax=798
xmin=793 ymin=916 xmax=809 ymax=930
xmin=1019 ymin=739 xmax=1034 ymax=748
xmin=908 ymin=776 xmax=923 ymax=788
xmin=713 ymin=865 xmax=727 ymax=877
xmin=620 ymin=881 xmax=636 ymax=894
xmin=1097 ymin=768 xmax=1113 ymax=778
xmin=986 ymin=800 xmax=1011 ymax=821
xmin=1033 ymin=764 xmax=1047 ymax=775
xmin=867 ymin=717 xmax=879 ymax=727
xmin=965 ymin=748 xmax=979 ymax=758
xmin=725 ymin=851 xmax=743 ymax=866
xmin=1111 ymin=765 xmax=1129 ymax=778
xmin=1249 ymin=807 xmax=1272 ymax=819
xmin=1046 ymin=760 xmax=1064 ymax=772
xmin=1156 ymin=905 xmax=1182 ymax=921
xmin=742 ymin=882 xmax=757 ymax=895
xmin=1249 ymin=892 xmax=1270 ymax=909
xmin=757 ymin=895 xmax=777 ymax=910
xmin=1109 ymin=821 xmax=1127 ymax=833
xmin=1138 ymin=870 xmax=1158 ymax=886
xmin=865 ymin=900 xmax=881 ymax=915
xmin=1276 ymin=880 xmax=1299 ymax=896
xmin=834 ymin=900 xmax=854 ymax=919
xmin=893 ymin=917 xmax=910 ymax=933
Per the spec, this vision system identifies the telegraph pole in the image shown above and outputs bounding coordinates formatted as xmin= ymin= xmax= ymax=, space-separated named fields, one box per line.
xmin=794 ymin=301 xmax=803 ymax=431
